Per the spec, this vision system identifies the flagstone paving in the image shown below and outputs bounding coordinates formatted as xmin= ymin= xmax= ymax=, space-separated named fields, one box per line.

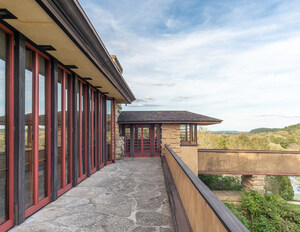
xmin=11 ymin=158 xmax=174 ymax=232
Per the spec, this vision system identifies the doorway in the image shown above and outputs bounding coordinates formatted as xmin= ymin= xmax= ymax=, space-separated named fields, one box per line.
xmin=124 ymin=124 xmax=161 ymax=157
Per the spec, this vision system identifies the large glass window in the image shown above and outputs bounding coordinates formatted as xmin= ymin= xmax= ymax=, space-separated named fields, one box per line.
xmin=77 ymin=80 xmax=87 ymax=183
xmin=24 ymin=48 xmax=34 ymax=209
xmin=0 ymin=28 xmax=7 ymax=225
xmin=0 ymin=26 xmax=14 ymax=230
xmin=90 ymin=89 xmax=97 ymax=174
xmin=180 ymin=124 xmax=197 ymax=145
xmin=99 ymin=95 xmax=104 ymax=167
xmin=106 ymin=100 xmax=112 ymax=163
xmin=38 ymin=56 xmax=48 ymax=200
xmin=24 ymin=45 xmax=50 ymax=217
xmin=57 ymin=67 xmax=72 ymax=195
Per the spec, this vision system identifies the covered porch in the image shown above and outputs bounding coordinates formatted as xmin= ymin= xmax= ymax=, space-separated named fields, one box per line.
xmin=11 ymin=158 xmax=174 ymax=232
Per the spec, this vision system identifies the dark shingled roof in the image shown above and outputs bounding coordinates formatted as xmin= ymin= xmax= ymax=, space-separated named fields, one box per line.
xmin=118 ymin=111 xmax=222 ymax=125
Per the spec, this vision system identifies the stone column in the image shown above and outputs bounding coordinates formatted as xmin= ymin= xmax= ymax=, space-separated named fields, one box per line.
xmin=242 ymin=175 xmax=265 ymax=193
xmin=115 ymin=104 xmax=124 ymax=160
xmin=161 ymin=124 xmax=181 ymax=156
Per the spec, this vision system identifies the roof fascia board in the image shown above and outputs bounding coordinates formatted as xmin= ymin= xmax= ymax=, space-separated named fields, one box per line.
xmin=35 ymin=0 xmax=135 ymax=103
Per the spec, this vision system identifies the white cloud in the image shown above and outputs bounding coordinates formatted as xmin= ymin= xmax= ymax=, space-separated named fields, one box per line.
xmin=79 ymin=0 xmax=300 ymax=131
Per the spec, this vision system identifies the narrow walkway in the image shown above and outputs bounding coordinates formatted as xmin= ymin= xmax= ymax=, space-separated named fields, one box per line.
xmin=11 ymin=158 xmax=174 ymax=232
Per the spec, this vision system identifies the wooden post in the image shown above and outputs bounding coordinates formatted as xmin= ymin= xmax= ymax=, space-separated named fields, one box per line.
xmin=151 ymin=124 xmax=155 ymax=157
xmin=86 ymin=84 xmax=91 ymax=176
xmin=14 ymin=32 xmax=25 ymax=225
xmin=72 ymin=75 xmax=78 ymax=186
xmin=50 ymin=58 xmax=58 ymax=201
xmin=130 ymin=125 xmax=134 ymax=157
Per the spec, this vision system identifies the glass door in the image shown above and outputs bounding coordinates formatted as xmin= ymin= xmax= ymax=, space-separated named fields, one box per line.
xmin=24 ymin=43 xmax=51 ymax=218
xmin=77 ymin=80 xmax=87 ymax=183
xmin=57 ymin=66 xmax=72 ymax=196
xmin=90 ymin=89 xmax=97 ymax=174
xmin=0 ymin=23 xmax=14 ymax=232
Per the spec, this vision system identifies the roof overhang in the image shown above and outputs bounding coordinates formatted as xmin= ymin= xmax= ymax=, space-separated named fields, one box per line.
xmin=118 ymin=121 xmax=221 ymax=125
xmin=0 ymin=0 xmax=135 ymax=103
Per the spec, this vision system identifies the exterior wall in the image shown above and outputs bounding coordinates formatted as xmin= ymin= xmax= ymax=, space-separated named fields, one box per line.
xmin=115 ymin=104 xmax=124 ymax=160
xmin=198 ymin=149 xmax=300 ymax=176
xmin=0 ymin=21 xmax=121 ymax=231
xmin=161 ymin=124 xmax=181 ymax=156
xmin=180 ymin=146 xmax=198 ymax=175
xmin=161 ymin=123 xmax=198 ymax=175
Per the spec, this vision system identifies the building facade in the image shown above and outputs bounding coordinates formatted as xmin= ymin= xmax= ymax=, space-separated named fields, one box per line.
xmin=118 ymin=111 xmax=221 ymax=174
xmin=0 ymin=1 xmax=135 ymax=231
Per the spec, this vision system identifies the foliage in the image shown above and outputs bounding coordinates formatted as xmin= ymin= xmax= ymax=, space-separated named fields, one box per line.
xmin=198 ymin=174 xmax=242 ymax=191
xmin=250 ymin=128 xmax=281 ymax=134
xmin=198 ymin=123 xmax=300 ymax=151
xmin=226 ymin=191 xmax=300 ymax=232
xmin=265 ymin=176 xmax=294 ymax=201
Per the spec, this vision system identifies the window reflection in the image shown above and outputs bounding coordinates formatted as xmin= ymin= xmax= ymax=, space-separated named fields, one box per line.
xmin=106 ymin=100 xmax=112 ymax=161
xmin=25 ymin=49 xmax=34 ymax=209
xmin=0 ymin=29 xmax=7 ymax=223
xmin=65 ymin=74 xmax=70 ymax=185
xmin=180 ymin=124 xmax=197 ymax=145
xmin=38 ymin=56 xmax=48 ymax=200
xmin=57 ymin=68 xmax=62 ymax=190
xmin=81 ymin=85 xmax=85 ymax=174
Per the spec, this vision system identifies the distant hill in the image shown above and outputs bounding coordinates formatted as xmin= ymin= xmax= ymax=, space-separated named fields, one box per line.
xmin=212 ymin=130 xmax=249 ymax=134
xmin=283 ymin=123 xmax=300 ymax=132
xmin=249 ymin=123 xmax=300 ymax=134
xmin=249 ymin=128 xmax=281 ymax=134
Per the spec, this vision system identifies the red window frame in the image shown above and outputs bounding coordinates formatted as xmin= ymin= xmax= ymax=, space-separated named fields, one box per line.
xmin=77 ymin=79 xmax=87 ymax=183
xmin=90 ymin=88 xmax=97 ymax=174
xmin=0 ymin=23 xmax=14 ymax=232
xmin=24 ymin=43 xmax=51 ymax=218
xmin=99 ymin=95 xmax=105 ymax=168
xmin=57 ymin=66 xmax=73 ymax=196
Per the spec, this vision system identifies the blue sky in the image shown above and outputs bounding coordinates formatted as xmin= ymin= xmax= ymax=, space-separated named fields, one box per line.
xmin=79 ymin=0 xmax=300 ymax=131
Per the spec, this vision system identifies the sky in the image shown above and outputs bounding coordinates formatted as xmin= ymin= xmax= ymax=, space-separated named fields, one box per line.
xmin=79 ymin=0 xmax=300 ymax=131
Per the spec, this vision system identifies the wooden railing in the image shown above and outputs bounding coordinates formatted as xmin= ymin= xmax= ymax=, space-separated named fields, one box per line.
xmin=164 ymin=145 xmax=249 ymax=232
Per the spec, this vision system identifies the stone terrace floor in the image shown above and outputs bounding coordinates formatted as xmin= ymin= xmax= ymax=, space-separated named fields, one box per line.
xmin=11 ymin=158 xmax=174 ymax=232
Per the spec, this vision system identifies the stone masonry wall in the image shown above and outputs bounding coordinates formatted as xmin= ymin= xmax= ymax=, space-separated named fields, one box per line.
xmin=161 ymin=124 xmax=181 ymax=156
xmin=242 ymin=175 xmax=265 ymax=193
xmin=115 ymin=104 xmax=124 ymax=160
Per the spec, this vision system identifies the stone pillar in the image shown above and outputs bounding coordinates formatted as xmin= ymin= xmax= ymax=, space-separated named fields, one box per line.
xmin=115 ymin=104 xmax=124 ymax=160
xmin=242 ymin=175 xmax=265 ymax=193
xmin=161 ymin=124 xmax=181 ymax=156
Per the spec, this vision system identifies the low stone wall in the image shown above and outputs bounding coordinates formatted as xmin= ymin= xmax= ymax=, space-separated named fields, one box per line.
xmin=242 ymin=175 xmax=265 ymax=193
xmin=115 ymin=104 xmax=124 ymax=160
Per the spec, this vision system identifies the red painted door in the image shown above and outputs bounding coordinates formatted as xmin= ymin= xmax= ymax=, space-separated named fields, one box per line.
xmin=133 ymin=125 xmax=151 ymax=157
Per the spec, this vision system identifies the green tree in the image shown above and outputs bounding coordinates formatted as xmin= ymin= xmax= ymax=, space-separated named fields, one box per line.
xmin=265 ymin=176 xmax=294 ymax=201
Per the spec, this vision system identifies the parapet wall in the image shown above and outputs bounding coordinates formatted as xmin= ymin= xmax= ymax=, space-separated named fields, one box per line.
xmin=198 ymin=149 xmax=300 ymax=176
